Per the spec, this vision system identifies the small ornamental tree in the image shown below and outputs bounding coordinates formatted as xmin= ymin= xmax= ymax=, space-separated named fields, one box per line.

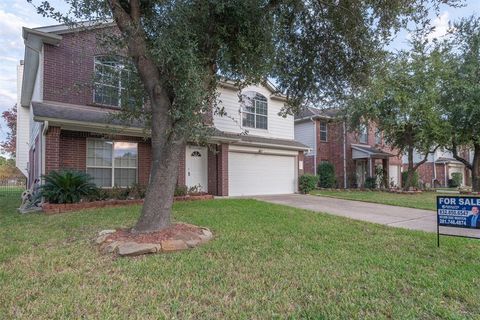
xmin=439 ymin=16 xmax=480 ymax=191
xmin=348 ymin=40 xmax=448 ymax=190
xmin=1 ymin=105 xmax=17 ymax=158
xmin=30 ymin=0 xmax=459 ymax=233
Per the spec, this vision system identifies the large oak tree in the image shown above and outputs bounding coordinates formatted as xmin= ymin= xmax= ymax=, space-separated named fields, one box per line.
xmin=31 ymin=0 xmax=459 ymax=232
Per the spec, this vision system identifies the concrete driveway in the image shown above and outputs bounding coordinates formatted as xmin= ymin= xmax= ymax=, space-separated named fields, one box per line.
xmin=253 ymin=194 xmax=480 ymax=237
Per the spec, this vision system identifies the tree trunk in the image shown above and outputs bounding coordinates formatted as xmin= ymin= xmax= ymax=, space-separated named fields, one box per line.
xmin=451 ymin=141 xmax=479 ymax=192
xmin=133 ymin=85 xmax=183 ymax=233
xmin=133 ymin=140 xmax=184 ymax=233
xmin=404 ymin=146 xmax=416 ymax=190
xmin=472 ymin=145 xmax=480 ymax=192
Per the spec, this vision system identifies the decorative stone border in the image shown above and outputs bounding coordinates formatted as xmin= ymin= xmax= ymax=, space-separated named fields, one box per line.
xmin=95 ymin=226 xmax=213 ymax=256
xmin=316 ymin=188 xmax=423 ymax=194
xmin=317 ymin=188 xmax=480 ymax=195
xmin=459 ymin=191 xmax=480 ymax=195
xmin=42 ymin=194 xmax=214 ymax=215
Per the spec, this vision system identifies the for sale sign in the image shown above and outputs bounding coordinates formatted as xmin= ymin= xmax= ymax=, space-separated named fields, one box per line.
xmin=437 ymin=196 xmax=480 ymax=229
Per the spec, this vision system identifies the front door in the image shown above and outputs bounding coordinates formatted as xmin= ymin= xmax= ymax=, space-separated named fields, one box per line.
xmin=356 ymin=160 xmax=367 ymax=188
xmin=185 ymin=145 xmax=208 ymax=192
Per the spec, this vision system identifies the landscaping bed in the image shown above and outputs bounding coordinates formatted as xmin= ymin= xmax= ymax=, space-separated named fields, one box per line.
xmin=95 ymin=223 xmax=213 ymax=256
xmin=42 ymin=194 xmax=214 ymax=214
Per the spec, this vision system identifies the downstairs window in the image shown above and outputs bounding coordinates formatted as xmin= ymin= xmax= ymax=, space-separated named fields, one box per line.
xmin=86 ymin=139 xmax=137 ymax=187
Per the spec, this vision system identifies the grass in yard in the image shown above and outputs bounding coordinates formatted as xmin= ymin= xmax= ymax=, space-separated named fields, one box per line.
xmin=310 ymin=190 xmax=453 ymax=211
xmin=1 ymin=191 xmax=480 ymax=319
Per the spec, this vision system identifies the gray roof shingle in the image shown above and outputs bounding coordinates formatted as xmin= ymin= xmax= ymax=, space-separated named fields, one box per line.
xmin=295 ymin=106 xmax=341 ymax=120
xmin=32 ymin=101 xmax=308 ymax=150
xmin=32 ymin=101 xmax=145 ymax=128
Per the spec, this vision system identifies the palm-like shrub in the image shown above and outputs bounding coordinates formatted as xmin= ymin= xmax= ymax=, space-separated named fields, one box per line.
xmin=40 ymin=170 xmax=98 ymax=204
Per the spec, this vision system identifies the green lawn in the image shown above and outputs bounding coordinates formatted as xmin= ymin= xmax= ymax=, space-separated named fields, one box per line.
xmin=310 ymin=190 xmax=453 ymax=211
xmin=1 ymin=191 xmax=480 ymax=319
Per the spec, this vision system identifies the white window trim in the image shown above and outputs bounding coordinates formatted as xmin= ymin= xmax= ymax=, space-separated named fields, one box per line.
xmin=93 ymin=56 xmax=129 ymax=108
xmin=86 ymin=138 xmax=138 ymax=188
xmin=240 ymin=92 xmax=269 ymax=131
xmin=359 ymin=125 xmax=368 ymax=144
xmin=319 ymin=121 xmax=328 ymax=142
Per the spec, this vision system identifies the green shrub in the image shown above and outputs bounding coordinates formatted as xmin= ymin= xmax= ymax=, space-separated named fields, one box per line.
xmin=40 ymin=170 xmax=98 ymax=204
xmin=174 ymin=185 xmax=188 ymax=197
xmin=450 ymin=172 xmax=463 ymax=188
xmin=317 ymin=162 xmax=336 ymax=188
xmin=401 ymin=171 xmax=419 ymax=188
xmin=299 ymin=174 xmax=319 ymax=194
xmin=127 ymin=183 xmax=147 ymax=199
xmin=364 ymin=176 xmax=377 ymax=189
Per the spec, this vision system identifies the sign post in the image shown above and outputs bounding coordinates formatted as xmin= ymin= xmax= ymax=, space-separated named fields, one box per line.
xmin=437 ymin=196 xmax=480 ymax=247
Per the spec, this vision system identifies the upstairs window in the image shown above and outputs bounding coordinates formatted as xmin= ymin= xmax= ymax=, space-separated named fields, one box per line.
xmin=319 ymin=121 xmax=328 ymax=142
xmin=94 ymin=56 xmax=130 ymax=107
xmin=241 ymin=91 xmax=268 ymax=130
xmin=359 ymin=124 xmax=368 ymax=144
xmin=375 ymin=128 xmax=382 ymax=145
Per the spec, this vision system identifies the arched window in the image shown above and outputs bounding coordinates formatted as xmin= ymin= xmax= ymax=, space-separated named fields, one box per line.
xmin=93 ymin=56 xmax=130 ymax=107
xmin=241 ymin=91 xmax=268 ymax=130
xmin=191 ymin=151 xmax=202 ymax=157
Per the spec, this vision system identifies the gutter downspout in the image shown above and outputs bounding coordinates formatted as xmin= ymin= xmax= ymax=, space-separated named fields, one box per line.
xmin=343 ymin=121 xmax=347 ymax=189
xmin=311 ymin=117 xmax=317 ymax=175
xmin=41 ymin=120 xmax=49 ymax=180
xmin=433 ymin=154 xmax=437 ymax=187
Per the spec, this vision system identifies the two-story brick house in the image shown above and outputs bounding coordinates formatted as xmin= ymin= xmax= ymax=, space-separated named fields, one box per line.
xmin=294 ymin=107 xmax=403 ymax=188
xmin=402 ymin=149 xmax=472 ymax=188
xmin=16 ymin=23 xmax=308 ymax=196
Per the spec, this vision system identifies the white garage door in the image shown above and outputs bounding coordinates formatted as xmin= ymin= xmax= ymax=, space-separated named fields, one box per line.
xmin=229 ymin=152 xmax=296 ymax=196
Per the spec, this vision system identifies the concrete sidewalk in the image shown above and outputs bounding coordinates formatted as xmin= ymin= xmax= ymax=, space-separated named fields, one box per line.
xmin=253 ymin=194 xmax=480 ymax=237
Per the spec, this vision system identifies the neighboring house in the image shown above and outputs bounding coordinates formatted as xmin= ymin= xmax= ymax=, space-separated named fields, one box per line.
xmin=294 ymin=107 xmax=403 ymax=188
xmin=16 ymin=23 xmax=308 ymax=197
xmin=402 ymin=149 xmax=471 ymax=188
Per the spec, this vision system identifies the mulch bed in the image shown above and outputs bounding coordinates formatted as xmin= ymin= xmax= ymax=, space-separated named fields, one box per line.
xmin=107 ymin=223 xmax=204 ymax=244
xmin=42 ymin=194 xmax=214 ymax=214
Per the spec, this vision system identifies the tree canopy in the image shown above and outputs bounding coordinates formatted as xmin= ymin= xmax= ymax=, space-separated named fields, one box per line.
xmin=347 ymin=39 xmax=448 ymax=188
xmin=1 ymin=105 xmax=17 ymax=158
xmin=439 ymin=15 xmax=480 ymax=190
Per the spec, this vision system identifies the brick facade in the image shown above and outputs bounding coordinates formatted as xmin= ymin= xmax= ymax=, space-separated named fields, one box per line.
xmin=298 ymin=151 xmax=304 ymax=177
xmin=43 ymin=28 xmax=115 ymax=106
xmin=45 ymin=126 xmax=61 ymax=174
xmin=42 ymin=127 xmax=237 ymax=195
xmin=303 ymin=119 xmax=403 ymax=188
xmin=216 ymin=144 xmax=229 ymax=196
xmin=406 ymin=162 xmax=472 ymax=188
xmin=44 ymin=127 xmax=153 ymax=185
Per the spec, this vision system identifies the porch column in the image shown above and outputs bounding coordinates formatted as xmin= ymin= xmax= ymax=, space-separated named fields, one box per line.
xmin=382 ymin=158 xmax=389 ymax=189
xmin=444 ymin=163 xmax=448 ymax=187
xmin=177 ymin=147 xmax=186 ymax=186
xmin=368 ymin=157 xmax=373 ymax=177
xmin=217 ymin=144 xmax=229 ymax=196
xmin=44 ymin=126 xmax=61 ymax=174
xmin=207 ymin=145 xmax=218 ymax=195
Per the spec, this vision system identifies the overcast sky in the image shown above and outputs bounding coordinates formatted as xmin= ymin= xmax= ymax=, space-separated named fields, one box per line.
xmin=1 ymin=0 xmax=480 ymax=156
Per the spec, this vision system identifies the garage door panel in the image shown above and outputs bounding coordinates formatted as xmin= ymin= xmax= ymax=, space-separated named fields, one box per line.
xmin=228 ymin=152 xmax=296 ymax=196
